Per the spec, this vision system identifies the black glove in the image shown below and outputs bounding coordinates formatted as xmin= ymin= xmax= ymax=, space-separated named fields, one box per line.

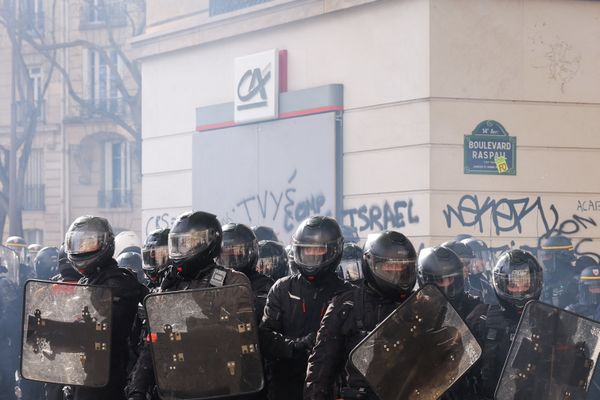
xmin=293 ymin=332 xmax=317 ymax=355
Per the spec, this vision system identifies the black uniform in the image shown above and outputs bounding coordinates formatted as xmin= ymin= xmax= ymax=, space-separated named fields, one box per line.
xmin=260 ymin=273 xmax=351 ymax=400
xmin=0 ymin=277 xmax=18 ymax=400
xmin=74 ymin=260 xmax=146 ymax=400
xmin=305 ymin=230 xmax=418 ymax=400
xmin=127 ymin=264 xmax=250 ymax=399
xmin=471 ymin=249 xmax=543 ymax=399
xmin=305 ymin=284 xmax=401 ymax=400
xmin=470 ymin=304 xmax=520 ymax=399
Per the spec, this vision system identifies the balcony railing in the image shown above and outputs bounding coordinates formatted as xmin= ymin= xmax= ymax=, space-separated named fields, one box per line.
xmin=23 ymin=184 xmax=45 ymax=211
xmin=80 ymin=1 xmax=127 ymax=29
xmin=66 ymin=98 xmax=129 ymax=122
xmin=98 ymin=189 xmax=132 ymax=209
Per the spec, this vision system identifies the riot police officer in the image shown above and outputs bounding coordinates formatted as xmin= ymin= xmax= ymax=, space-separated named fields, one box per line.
xmin=418 ymin=246 xmax=481 ymax=319
xmin=441 ymin=240 xmax=474 ymax=286
xmin=305 ymin=230 xmax=417 ymax=400
xmin=33 ymin=246 xmax=60 ymax=280
xmin=538 ymin=234 xmax=578 ymax=308
xmin=336 ymin=242 xmax=363 ymax=283
xmin=260 ymin=216 xmax=352 ymax=400
xmin=257 ymin=240 xmax=289 ymax=281
xmin=117 ymin=251 xmax=144 ymax=283
xmin=566 ymin=263 xmax=600 ymax=319
xmin=218 ymin=223 xmax=274 ymax=321
xmin=462 ymin=238 xmax=497 ymax=304
xmin=252 ymin=225 xmax=279 ymax=242
xmin=126 ymin=211 xmax=250 ymax=400
xmin=52 ymin=245 xmax=82 ymax=282
xmin=0 ymin=245 xmax=19 ymax=400
xmin=65 ymin=215 xmax=147 ymax=400
xmin=141 ymin=228 xmax=170 ymax=289
xmin=473 ymin=249 xmax=543 ymax=398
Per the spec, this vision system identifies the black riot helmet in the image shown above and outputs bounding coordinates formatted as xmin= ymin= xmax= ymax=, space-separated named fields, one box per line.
xmin=168 ymin=211 xmax=222 ymax=276
xmin=492 ymin=249 xmax=543 ymax=313
xmin=142 ymin=228 xmax=170 ymax=282
xmin=34 ymin=246 xmax=59 ymax=280
xmin=257 ymin=240 xmax=288 ymax=280
xmin=65 ymin=216 xmax=115 ymax=276
xmin=117 ymin=251 xmax=144 ymax=282
xmin=58 ymin=245 xmax=81 ymax=282
xmin=363 ymin=231 xmax=416 ymax=301
xmin=27 ymin=244 xmax=43 ymax=266
xmin=578 ymin=264 xmax=600 ymax=306
xmin=418 ymin=246 xmax=465 ymax=301
xmin=218 ymin=223 xmax=259 ymax=274
xmin=461 ymin=238 xmax=494 ymax=274
xmin=292 ymin=216 xmax=344 ymax=280
xmin=538 ymin=234 xmax=575 ymax=274
xmin=337 ymin=242 xmax=364 ymax=282
xmin=251 ymin=226 xmax=279 ymax=243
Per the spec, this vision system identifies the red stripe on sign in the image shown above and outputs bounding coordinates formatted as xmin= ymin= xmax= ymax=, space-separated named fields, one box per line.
xmin=196 ymin=105 xmax=343 ymax=132
xmin=196 ymin=121 xmax=237 ymax=132
xmin=278 ymin=105 xmax=343 ymax=119
xmin=279 ymin=50 xmax=288 ymax=93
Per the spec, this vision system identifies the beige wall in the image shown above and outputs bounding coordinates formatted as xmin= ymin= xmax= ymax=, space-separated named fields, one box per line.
xmin=138 ymin=0 xmax=431 ymax=242
xmin=136 ymin=0 xmax=600 ymax=256
xmin=428 ymin=0 xmax=600 ymax=252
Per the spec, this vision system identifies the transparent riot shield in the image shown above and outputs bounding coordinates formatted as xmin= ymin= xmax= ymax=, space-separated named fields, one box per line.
xmin=0 ymin=245 xmax=20 ymax=286
xmin=495 ymin=301 xmax=600 ymax=400
xmin=145 ymin=284 xmax=264 ymax=400
xmin=20 ymin=280 xmax=112 ymax=387
xmin=349 ymin=284 xmax=482 ymax=400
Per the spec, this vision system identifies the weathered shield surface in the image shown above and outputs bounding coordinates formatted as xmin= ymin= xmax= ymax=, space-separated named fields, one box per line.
xmin=349 ymin=284 xmax=482 ymax=400
xmin=21 ymin=280 xmax=112 ymax=387
xmin=495 ymin=301 xmax=600 ymax=400
xmin=145 ymin=284 xmax=264 ymax=399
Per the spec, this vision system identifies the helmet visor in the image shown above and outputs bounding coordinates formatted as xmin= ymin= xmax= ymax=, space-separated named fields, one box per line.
xmin=338 ymin=260 xmax=363 ymax=282
xmin=494 ymin=267 xmax=541 ymax=300
xmin=168 ymin=229 xmax=216 ymax=260
xmin=217 ymin=242 xmax=257 ymax=269
xmin=142 ymin=245 xmax=169 ymax=270
xmin=372 ymin=255 xmax=416 ymax=291
xmin=257 ymin=255 xmax=284 ymax=277
xmin=65 ymin=231 xmax=108 ymax=255
xmin=293 ymin=240 xmax=341 ymax=270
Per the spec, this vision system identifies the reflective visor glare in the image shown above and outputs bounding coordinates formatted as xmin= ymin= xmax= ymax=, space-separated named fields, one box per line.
xmin=497 ymin=268 xmax=537 ymax=299
xmin=168 ymin=230 xmax=211 ymax=258
xmin=257 ymin=257 xmax=276 ymax=274
xmin=66 ymin=232 xmax=104 ymax=254
xmin=340 ymin=260 xmax=362 ymax=281
xmin=295 ymin=244 xmax=335 ymax=267
xmin=373 ymin=258 xmax=415 ymax=286
xmin=143 ymin=246 xmax=168 ymax=268
xmin=218 ymin=244 xmax=250 ymax=268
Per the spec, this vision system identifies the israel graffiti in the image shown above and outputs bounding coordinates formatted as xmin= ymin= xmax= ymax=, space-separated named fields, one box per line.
xmin=342 ymin=199 xmax=420 ymax=233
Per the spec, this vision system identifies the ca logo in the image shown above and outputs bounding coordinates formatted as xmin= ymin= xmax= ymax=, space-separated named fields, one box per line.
xmin=237 ymin=64 xmax=271 ymax=110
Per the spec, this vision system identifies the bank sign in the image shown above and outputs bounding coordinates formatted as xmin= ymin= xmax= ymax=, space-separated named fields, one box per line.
xmin=464 ymin=120 xmax=517 ymax=175
xmin=234 ymin=49 xmax=279 ymax=123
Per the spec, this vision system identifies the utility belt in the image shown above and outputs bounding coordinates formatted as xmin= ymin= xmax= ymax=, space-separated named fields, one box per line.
xmin=338 ymin=387 xmax=374 ymax=400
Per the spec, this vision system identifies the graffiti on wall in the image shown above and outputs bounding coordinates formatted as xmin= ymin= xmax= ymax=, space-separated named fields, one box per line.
xmin=342 ymin=199 xmax=420 ymax=233
xmin=443 ymin=194 xmax=600 ymax=260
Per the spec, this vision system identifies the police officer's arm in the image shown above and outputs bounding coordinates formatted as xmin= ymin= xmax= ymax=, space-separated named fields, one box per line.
xmin=126 ymin=341 xmax=155 ymax=400
xmin=304 ymin=294 xmax=349 ymax=400
xmin=259 ymin=279 xmax=298 ymax=359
